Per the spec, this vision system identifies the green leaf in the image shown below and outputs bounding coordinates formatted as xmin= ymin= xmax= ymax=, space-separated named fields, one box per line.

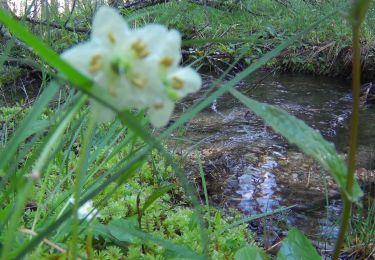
xmin=107 ymin=219 xmax=204 ymax=259
xmin=22 ymin=120 xmax=49 ymax=139
xmin=92 ymin=224 xmax=110 ymax=240
xmin=108 ymin=218 xmax=139 ymax=244
xmin=142 ymin=184 xmax=176 ymax=212
xmin=277 ymin=228 xmax=321 ymax=260
xmin=230 ymin=89 xmax=363 ymax=202
xmin=235 ymin=246 xmax=270 ymax=260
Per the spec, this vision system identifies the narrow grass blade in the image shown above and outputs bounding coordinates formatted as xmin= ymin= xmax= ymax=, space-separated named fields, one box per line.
xmin=219 ymin=206 xmax=295 ymax=234
xmin=142 ymin=184 xmax=176 ymax=212
xmin=197 ymin=154 xmax=209 ymax=207
xmin=1 ymin=181 xmax=33 ymax=259
xmin=32 ymin=95 xmax=87 ymax=177
xmin=0 ymin=82 xmax=59 ymax=174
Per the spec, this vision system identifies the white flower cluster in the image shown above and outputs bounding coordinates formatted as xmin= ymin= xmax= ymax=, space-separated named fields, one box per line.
xmin=69 ymin=197 xmax=100 ymax=221
xmin=62 ymin=6 xmax=202 ymax=127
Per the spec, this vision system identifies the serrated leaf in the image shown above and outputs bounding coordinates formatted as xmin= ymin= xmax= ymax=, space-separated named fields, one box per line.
xmin=230 ymin=89 xmax=363 ymax=202
xmin=277 ymin=228 xmax=321 ymax=260
xmin=235 ymin=246 xmax=270 ymax=260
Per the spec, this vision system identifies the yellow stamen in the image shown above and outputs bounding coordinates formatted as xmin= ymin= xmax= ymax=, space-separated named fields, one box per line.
xmin=160 ymin=57 xmax=174 ymax=67
xmin=107 ymin=32 xmax=116 ymax=44
xmin=89 ymin=54 xmax=102 ymax=74
xmin=131 ymin=39 xmax=149 ymax=58
xmin=154 ymin=103 xmax=164 ymax=109
xmin=172 ymin=77 xmax=184 ymax=89
xmin=130 ymin=74 xmax=146 ymax=88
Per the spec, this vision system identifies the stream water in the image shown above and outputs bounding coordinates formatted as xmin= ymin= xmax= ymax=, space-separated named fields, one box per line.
xmin=176 ymin=73 xmax=375 ymax=255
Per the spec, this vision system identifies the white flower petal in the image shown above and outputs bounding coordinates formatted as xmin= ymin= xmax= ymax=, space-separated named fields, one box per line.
xmin=148 ymin=100 xmax=175 ymax=127
xmin=61 ymin=41 xmax=104 ymax=78
xmin=168 ymin=67 xmax=202 ymax=98
xmin=68 ymin=198 xmax=100 ymax=221
xmin=77 ymin=201 xmax=99 ymax=220
xmin=132 ymin=24 xmax=181 ymax=67
xmin=117 ymin=61 xmax=165 ymax=109
xmin=92 ymin=6 xmax=130 ymax=47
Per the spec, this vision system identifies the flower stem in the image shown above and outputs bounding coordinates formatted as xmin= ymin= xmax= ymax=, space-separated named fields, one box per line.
xmin=332 ymin=1 xmax=370 ymax=258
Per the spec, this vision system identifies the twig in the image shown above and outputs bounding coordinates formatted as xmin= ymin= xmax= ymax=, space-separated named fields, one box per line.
xmin=18 ymin=228 xmax=67 ymax=255
xmin=266 ymin=239 xmax=282 ymax=253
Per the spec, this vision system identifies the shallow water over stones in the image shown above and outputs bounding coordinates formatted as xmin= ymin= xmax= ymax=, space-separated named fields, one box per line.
xmin=174 ymin=73 xmax=375 ymax=254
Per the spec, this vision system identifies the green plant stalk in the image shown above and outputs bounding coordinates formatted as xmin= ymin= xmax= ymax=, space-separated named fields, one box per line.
xmin=197 ymin=153 xmax=209 ymax=207
xmin=70 ymin=115 xmax=96 ymax=259
xmin=332 ymin=1 xmax=368 ymax=258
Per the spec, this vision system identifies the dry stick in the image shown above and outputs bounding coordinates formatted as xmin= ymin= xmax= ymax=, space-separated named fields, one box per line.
xmin=18 ymin=228 xmax=68 ymax=255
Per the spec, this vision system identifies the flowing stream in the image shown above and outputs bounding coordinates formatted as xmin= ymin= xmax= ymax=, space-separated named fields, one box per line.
xmin=175 ymin=73 xmax=375 ymax=254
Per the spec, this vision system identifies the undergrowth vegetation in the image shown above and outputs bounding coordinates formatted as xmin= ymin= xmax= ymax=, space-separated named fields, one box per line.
xmin=0 ymin=0 xmax=374 ymax=259
xmin=147 ymin=0 xmax=375 ymax=78
xmin=2 ymin=0 xmax=375 ymax=94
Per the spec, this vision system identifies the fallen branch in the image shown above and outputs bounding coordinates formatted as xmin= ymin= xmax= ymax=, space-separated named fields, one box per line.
xmin=21 ymin=17 xmax=88 ymax=33
xmin=0 ymin=24 xmax=32 ymax=51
